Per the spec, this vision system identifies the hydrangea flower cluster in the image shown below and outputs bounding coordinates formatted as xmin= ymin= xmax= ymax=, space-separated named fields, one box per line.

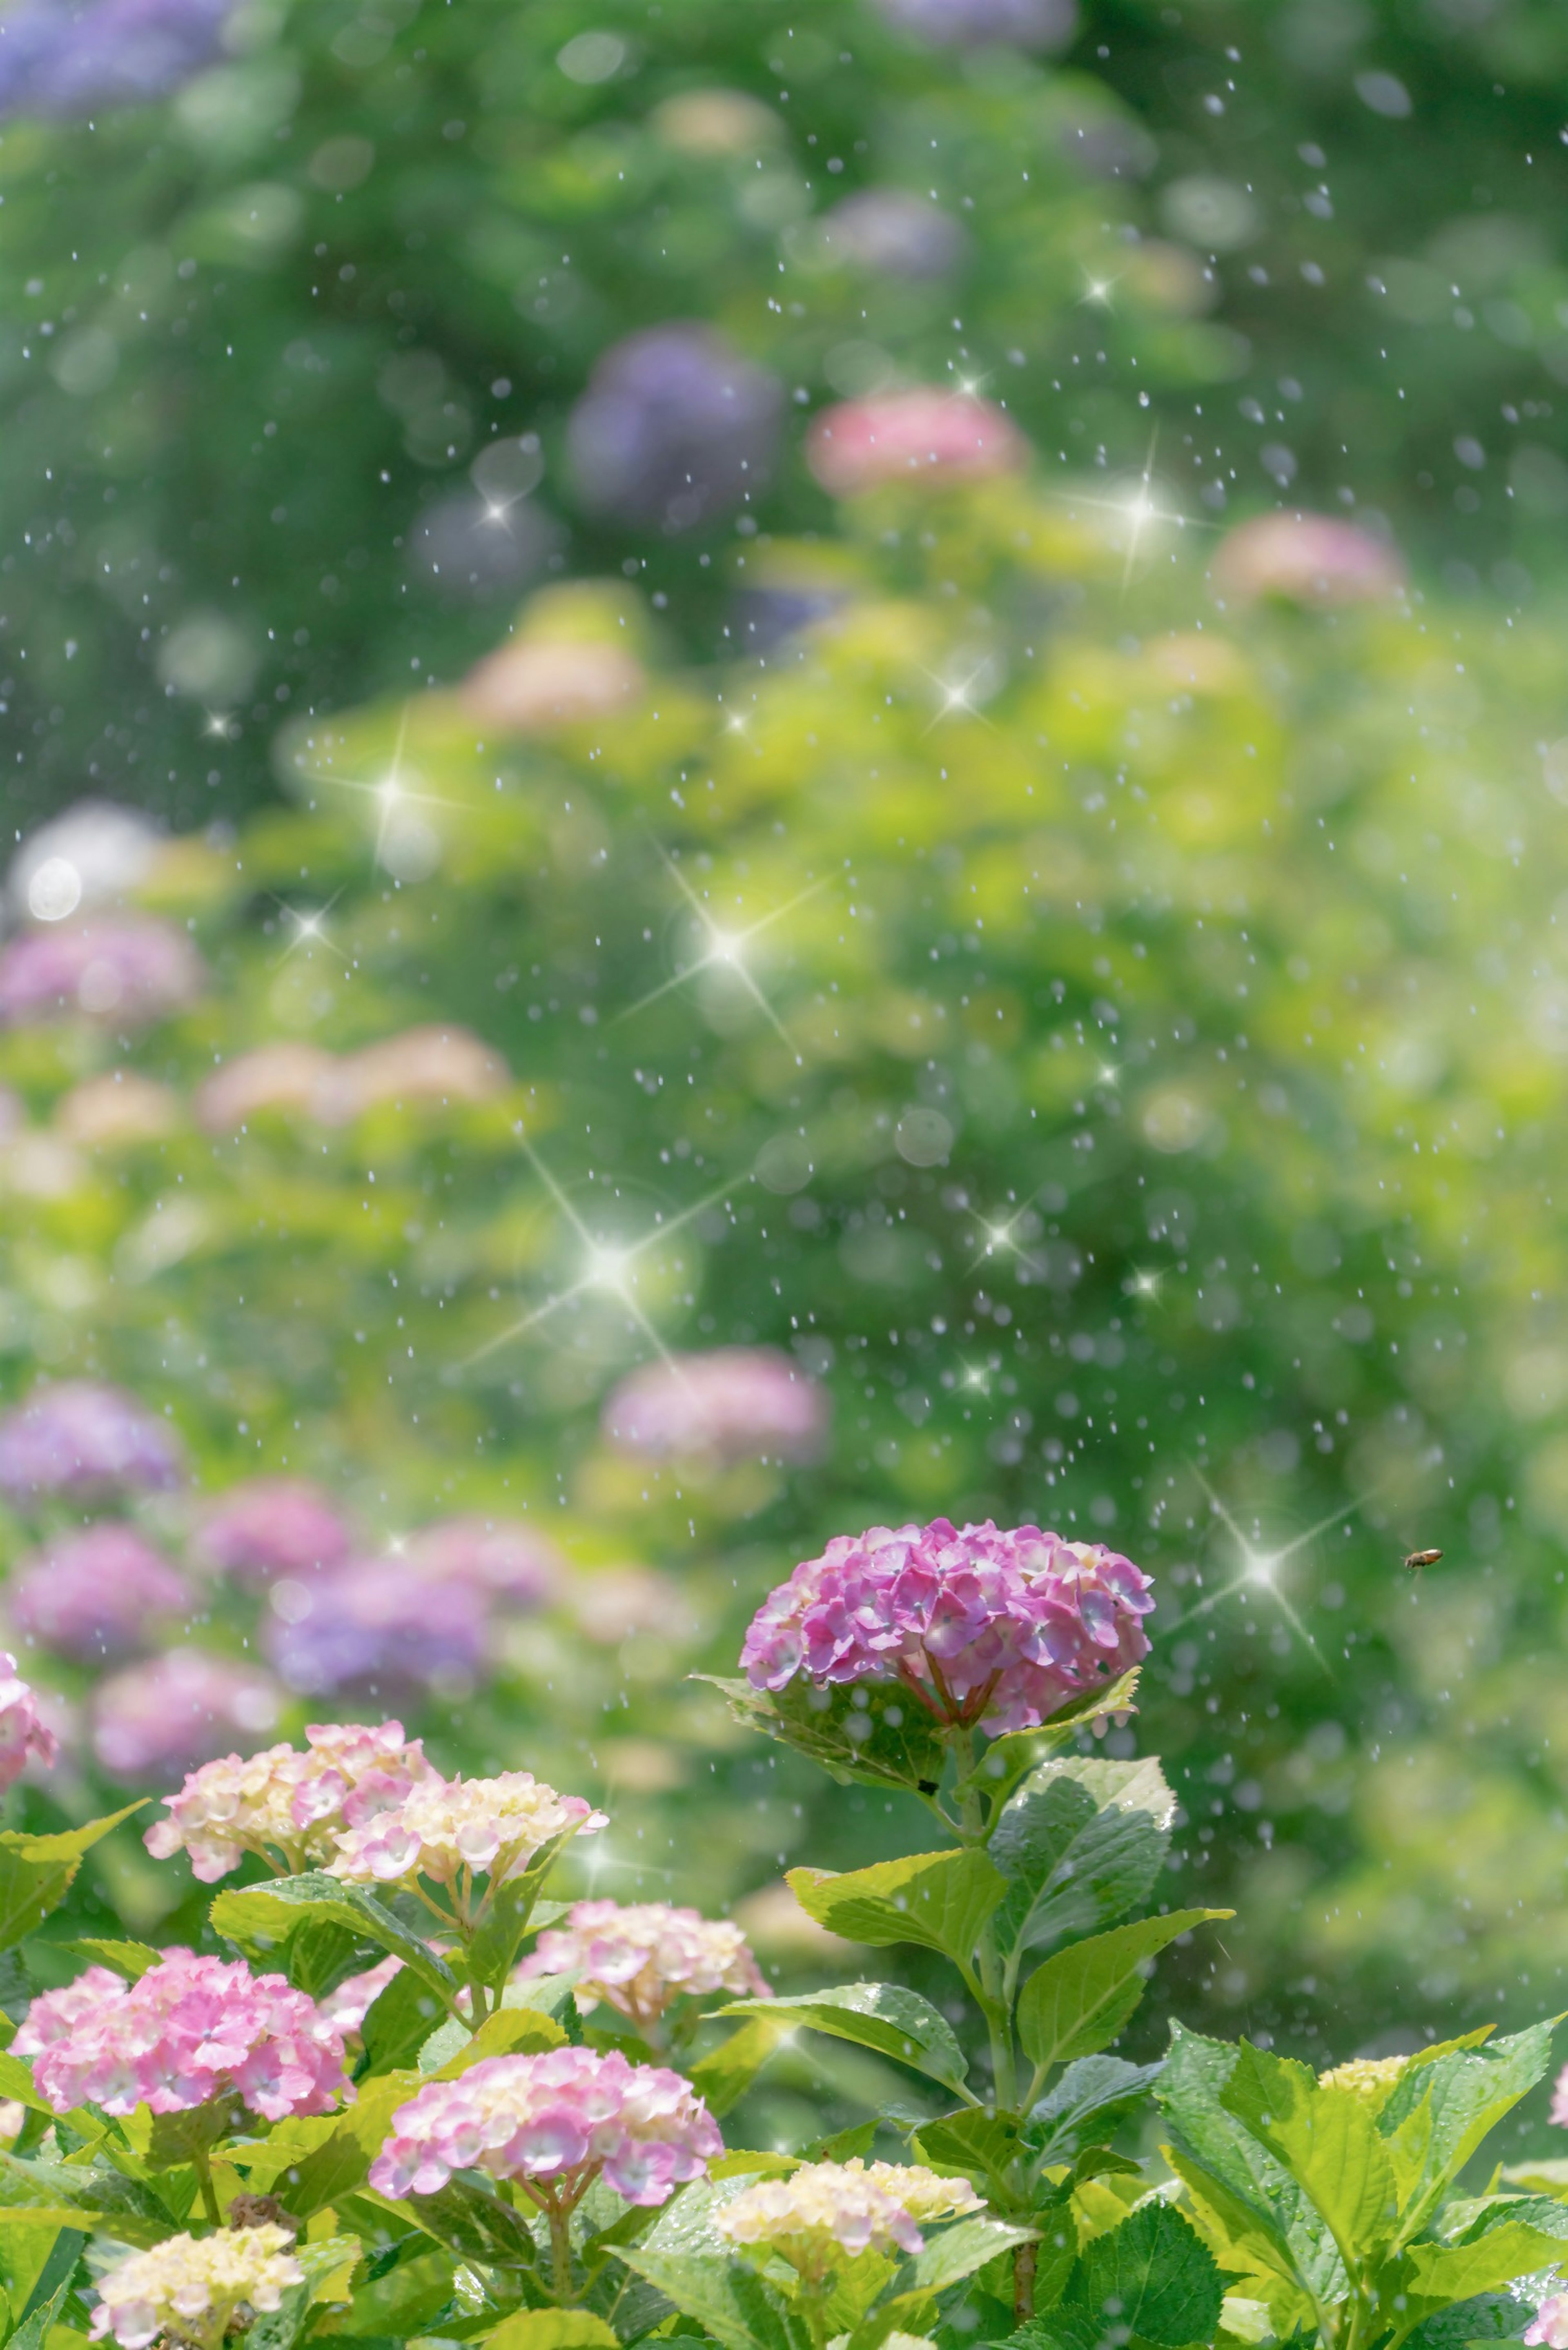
xmin=1318 ymin=2055 xmax=1410 ymax=2101
xmin=10 ymin=1524 xmax=190 ymax=1662
xmin=805 ymin=391 xmax=1027 ymax=497
xmin=1213 ymin=511 xmax=1405 ymax=608
xmin=602 ymin=1348 xmax=826 ymax=1467
xmin=370 ymin=2046 xmax=721 ymax=2206
xmin=518 ymin=1899 xmax=770 ymax=2026
xmin=144 ymin=1720 xmax=434 ymax=1881
xmin=263 ymin=1556 xmax=490 ymax=1698
xmin=717 ymin=2159 xmax=982 ymax=2274
xmin=0 ymin=1653 xmax=59 ymax=1790
xmin=89 ymin=2225 xmax=303 ymax=2350
xmin=1527 ymin=2300 xmax=1568 ymax=2350
xmin=328 ymin=1770 xmax=606 ymax=1897
xmin=0 ymin=1379 xmax=183 ymax=1501
xmin=193 ymin=1477 xmax=354 ymax=1584
xmin=16 ymin=1951 xmax=349 ymax=2120
xmin=91 ymin=1649 xmax=282 ymax=1783
xmin=741 ymin=1519 xmax=1154 ymax=1736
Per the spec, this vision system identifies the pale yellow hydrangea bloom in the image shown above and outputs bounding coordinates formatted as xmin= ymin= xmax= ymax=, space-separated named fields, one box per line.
xmin=1317 ymin=2054 xmax=1410 ymax=2102
xmin=718 ymin=2158 xmax=982 ymax=2283
xmin=90 ymin=2226 xmax=302 ymax=2350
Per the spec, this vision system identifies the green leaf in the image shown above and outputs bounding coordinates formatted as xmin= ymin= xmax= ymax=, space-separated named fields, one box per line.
xmin=953 ymin=1671 xmax=1145 ymax=1808
xmin=786 ymin=1850 xmax=1004 ymax=1968
xmin=1402 ymin=2294 xmax=1529 ymax=2350
xmin=271 ymin=2070 xmax=424 ymax=2221
xmin=361 ymin=1963 xmax=448 ymax=2078
xmin=0 ymin=2055 xmax=54 ymax=2121
xmin=465 ymin=1849 xmax=582 ymax=1995
xmin=62 ymin=1941 xmax=161 ymax=1983
xmin=7 ymin=2273 xmax=73 ymax=2350
xmin=990 ymin=1757 xmax=1173 ymax=1964
xmin=147 ymin=2093 xmax=247 ymax=2171
xmin=1017 ymin=1911 xmax=1230 ymax=2073
xmin=483 ymin=2315 xmax=620 ymax=2350
xmin=209 ymin=1872 xmax=460 ymax=2010
xmin=1380 ymin=2024 xmax=1559 ymax=2238
xmin=690 ymin=2018 xmax=787 ymax=2119
xmin=1221 ymin=2045 xmax=1398 ymax=2261
xmin=0 ymin=1808 xmax=146 ymax=1955
xmin=714 ymin=1983 xmax=969 ymax=2090
xmin=366 ymin=2176 xmax=543 ymax=2273
xmin=697 ymin=1676 xmax=947 ymax=1801
xmin=1387 ymin=2221 xmax=1568 ymax=2347
xmin=1025 ymin=2056 xmax=1166 ymax=2164
xmin=421 ymin=2004 xmax=568 ymax=2076
xmin=613 ymin=2248 xmax=800 ymax=2350
xmin=0 ymin=2151 xmax=174 ymax=2246
xmin=892 ymin=2214 xmax=1038 ymax=2300
xmin=1074 ymin=2201 xmax=1224 ymax=2348
xmin=912 ymin=2108 xmax=1022 ymax=2193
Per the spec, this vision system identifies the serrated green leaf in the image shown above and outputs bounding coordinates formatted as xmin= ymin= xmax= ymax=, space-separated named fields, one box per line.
xmin=1388 ymin=2220 xmax=1568 ymax=2346
xmin=359 ymin=1961 xmax=447 ymax=2077
xmin=62 ymin=1941 xmax=160 ymax=1984
xmin=270 ymin=2070 xmax=423 ymax=2220
xmin=689 ymin=2017 xmax=785 ymax=2119
xmin=613 ymin=2248 xmax=800 ymax=2350
xmin=953 ymin=1671 xmax=1145 ymax=1808
xmin=7 ymin=2274 xmax=72 ymax=2350
xmin=1025 ymin=2056 xmax=1165 ymax=2164
xmin=483 ymin=2314 xmax=620 ymax=2350
xmin=787 ymin=1849 xmax=1004 ymax=1969
xmin=912 ymin=2107 xmax=1021 ymax=2192
xmin=1381 ymin=2024 xmax=1559 ymax=2241
xmin=365 ymin=2176 xmax=543 ymax=2273
xmin=697 ymin=1676 xmax=947 ymax=1801
xmin=1017 ymin=1911 xmax=1229 ymax=2073
xmin=1074 ymin=2201 xmax=1224 ymax=2348
xmin=0 ymin=2151 xmax=173 ymax=2246
xmin=1221 ymin=2045 xmax=1398 ymax=2261
xmin=991 ymin=1756 xmax=1173 ymax=1965
xmin=209 ymin=1872 xmax=460 ymax=2010
xmin=892 ymin=2214 xmax=1038 ymax=2299
xmin=0 ymin=1808 xmax=145 ymax=1955
xmin=715 ymin=1983 xmax=968 ymax=2090
xmin=418 ymin=2003 xmax=567 ymax=2077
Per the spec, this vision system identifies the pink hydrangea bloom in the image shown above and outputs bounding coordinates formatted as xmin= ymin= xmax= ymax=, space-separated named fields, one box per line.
xmin=91 ymin=1649 xmax=283 ymax=1784
xmin=403 ymin=1516 xmax=561 ymax=1608
xmin=10 ymin=1525 xmax=190 ymax=1662
xmin=145 ymin=1720 xmax=435 ymax=1881
xmin=1212 ymin=512 xmax=1405 ymax=607
xmin=16 ymin=1950 xmax=349 ymax=2121
xmin=263 ymin=1557 xmax=489 ymax=1696
xmin=741 ymin=1519 xmax=1154 ymax=1736
xmin=194 ymin=1477 xmax=354 ymax=1585
xmin=1528 ymin=2301 xmax=1568 ymax=2350
xmin=0 ymin=915 xmax=203 ymax=1028
xmin=805 ymin=390 xmax=1027 ymax=497
xmin=329 ymin=1770 xmax=606 ymax=1892
xmin=0 ymin=1655 xmax=58 ymax=1790
xmin=0 ymin=1380 xmax=183 ymax=1501
xmin=519 ymin=1899 xmax=769 ymax=2027
xmin=370 ymin=2046 xmax=720 ymax=2207
xmin=602 ymin=1348 xmax=826 ymax=1467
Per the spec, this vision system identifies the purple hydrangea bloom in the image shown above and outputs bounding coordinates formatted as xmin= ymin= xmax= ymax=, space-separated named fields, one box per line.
xmin=0 ymin=1381 xmax=184 ymax=1503
xmin=91 ymin=1649 xmax=283 ymax=1784
xmin=263 ymin=1559 xmax=489 ymax=1698
xmin=870 ymin=0 xmax=1077 ymax=46
xmin=10 ymin=1524 xmax=191 ymax=1662
xmin=0 ymin=915 xmax=203 ymax=1028
xmin=823 ymin=190 xmax=967 ymax=279
xmin=567 ymin=325 xmax=783 ymax=532
xmin=603 ymin=1348 xmax=826 ymax=1467
xmin=194 ymin=1477 xmax=354 ymax=1586
xmin=0 ymin=0 xmax=234 ymax=122
xmin=741 ymin=1519 xmax=1154 ymax=1736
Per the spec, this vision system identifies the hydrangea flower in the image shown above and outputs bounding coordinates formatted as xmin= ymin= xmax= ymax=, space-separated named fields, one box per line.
xmin=16 ymin=1950 xmax=349 ymax=2120
xmin=194 ymin=1042 xmax=343 ymax=1133
xmin=869 ymin=0 xmax=1076 ymax=46
xmin=0 ymin=0 xmax=235 ymax=124
xmin=518 ymin=1900 xmax=770 ymax=2027
xmin=263 ymin=1557 xmax=490 ymax=1697
xmin=329 ymin=1770 xmax=606 ymax=1899
xmin=0 ymin=1379 xmax=183 ymax=1501
xmin=403 ymin=1515 xmax=561 ymax=1608
xmin=1318 ymin=2054 xmax=1410 ymax=2101
xmin=0 ymin=914 xmax=203 ymax=1027
xmin=741 ymin=1519 xmax=1153 ymax=1737
xmin=339 ymin=1025 xmax=506 ymax=1116
xmin=1527 ymin=2299 xmax=1568 ymax=2350
xmin=194 ymin=1478 xmax=354 ymax=1585
xmin=602 ymin=1348 xmax=826 ymax=1467
xmin=10 ymin=1524 xmax=190 ymax=1662
xmin=89 ymin=2225 xmax=303 ymax=2350
xmin=568 ymin=325 xmax=783 ymax=532
xmin=717 ymin=2159 xmax=982 ymax=2275
xmin=822 ymin=190 xmax=966 ymax=280
xmin=1212 ymin=512 xmax=1405 ymax=607
xmin=0 ymin=1653 xmax=60 ymax=1790
xmin=91 ymin=1650 xmax=283 ymax=1784
xmin=145 ymin=1720 xmax=435 ymax=1882
xmin=318 ymin=1954 xmax=407 ymax=2039
xmin=457 ymin=639 xmax=645 ymax=733
xmin=370 ymin=2046 xmax=720 ymax=2207
xmin=805 ymin=392 xmax=1027 ymax=498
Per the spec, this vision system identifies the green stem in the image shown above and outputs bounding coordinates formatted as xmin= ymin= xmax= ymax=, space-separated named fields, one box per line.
xmin=957 ymin=1731 xmax=1017 ymax=2113
xmin=548 ymin=2205 xmax=575 ymax=2302
xmin=191 ymin=2147 xmax=221 ymax=2229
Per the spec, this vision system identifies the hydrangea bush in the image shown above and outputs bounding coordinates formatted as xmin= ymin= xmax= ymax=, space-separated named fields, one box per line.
xmin=0 ymin=1535 xmax=1559 ymax=2350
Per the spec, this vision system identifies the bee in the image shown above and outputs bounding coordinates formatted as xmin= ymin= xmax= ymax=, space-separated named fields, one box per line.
xmin=1403 ymin=1548 xmax=1443 ymax=1573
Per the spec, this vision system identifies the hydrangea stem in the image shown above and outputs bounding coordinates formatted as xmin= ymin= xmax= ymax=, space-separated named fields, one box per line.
xmin=190 ymin=2145 xmax=221 ymax=2228
xmin=958 ymin=1731 xmax=1016 ymax=2113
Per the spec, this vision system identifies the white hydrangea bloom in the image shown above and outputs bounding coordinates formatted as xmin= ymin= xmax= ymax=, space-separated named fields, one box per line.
xmin=90 ymin=2227 xmax=303 ymax=2350
xmin=518 ymin=1899 xmax=768 ymax=2025
xmin=717 ymin=2158 xmax=982 ymax=2281
xmin=328 ymin=1770 xmax=606 ymax=1890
